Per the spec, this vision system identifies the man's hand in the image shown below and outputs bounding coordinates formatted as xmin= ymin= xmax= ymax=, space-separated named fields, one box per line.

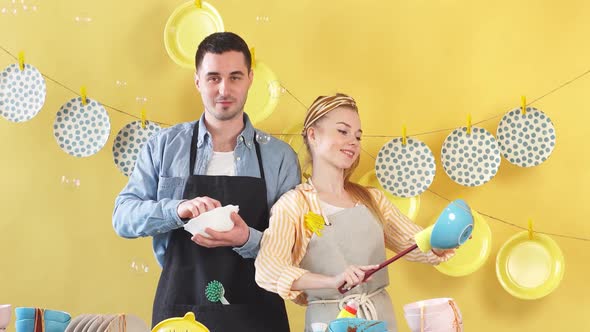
xmin=177 ymin=196 xmax=221 ymax=219
xmin=192 ymin=212 xmax=250 ymax=248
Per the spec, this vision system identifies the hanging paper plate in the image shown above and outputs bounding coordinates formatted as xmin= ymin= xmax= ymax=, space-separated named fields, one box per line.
xmin=375 ymin=137 xmax=435 ymax=198
xmin=244 ymin=61 xmax=281 ymax=125
xmin=496 ymin=231 xmax=564 ymax=300
xmin=435 ymin=210 xmax=492 ymax=276
xmin=164 ymin=0 xmax=224 ymax=69
xmin=358 ymin=170 xmax=420 ymax=221
xmin=113 ymin=120 xmax=162 ymax=176
xmin=53 ymin=97 xmax=111 ymax=157
xmin=497 ymin=107 xmax=556 ymax=167
xmin=0 ymin=63 xmax=46 ymax=123
xmin=441 ymin=127 xmax=501 ymax=187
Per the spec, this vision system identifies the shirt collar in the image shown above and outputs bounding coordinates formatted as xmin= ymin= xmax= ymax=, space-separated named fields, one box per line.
xmin=299 ymin=178 xmax=317 ymax=192
xmin=196 ymin=112 xmax=256 ymax=149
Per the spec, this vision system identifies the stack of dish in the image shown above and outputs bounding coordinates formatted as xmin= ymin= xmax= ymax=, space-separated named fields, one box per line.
xmin=64 ymin=313 xmax=148 ymax=332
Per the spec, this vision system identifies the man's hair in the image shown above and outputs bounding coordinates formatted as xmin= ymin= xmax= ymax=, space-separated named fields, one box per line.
xmin=195 ymin=32 xmax=252 ymax=72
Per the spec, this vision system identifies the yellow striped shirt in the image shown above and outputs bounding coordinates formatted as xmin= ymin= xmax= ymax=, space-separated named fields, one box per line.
xmin=254 ymin=179 xmax=453 ymax=305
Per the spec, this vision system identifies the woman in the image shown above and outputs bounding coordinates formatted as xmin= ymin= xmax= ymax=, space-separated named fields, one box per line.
xmin=255 ymin=93 xmax=454 ymax=331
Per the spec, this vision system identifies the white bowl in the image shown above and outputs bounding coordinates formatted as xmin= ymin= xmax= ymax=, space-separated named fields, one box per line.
xmin=403 ymin=299 xmax=463 ymax=332
xmin=0 ymin=304 xmax=12 ymax=329
xmin=403 ymin=298 xmax=455 ymax=315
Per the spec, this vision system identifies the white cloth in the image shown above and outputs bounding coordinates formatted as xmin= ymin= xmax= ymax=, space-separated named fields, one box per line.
xmin=206 ymin=151 xmax=236 ymax=176
xmin=183 ymin=205 xmax=239 ymax=237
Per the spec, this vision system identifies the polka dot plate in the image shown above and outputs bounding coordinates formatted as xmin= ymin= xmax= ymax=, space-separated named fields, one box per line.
xmin=497 ymin=107 xmax=556 ymax=167
xmin=53 ymin=97 xmax=111 ymax=157
xmin=0 ymin=63 xmax=46 ymax=123
xmin=113 ymin=120 xmax=162 ymax=176
xmin=441 ymin=127 xmax=501 ymax=187
xmin=375 ymin=137 xmax=436 ymax=198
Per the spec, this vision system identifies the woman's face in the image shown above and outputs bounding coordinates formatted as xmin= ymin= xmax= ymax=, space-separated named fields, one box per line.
xmin=308 ymin=107 xmax=362 ymax=170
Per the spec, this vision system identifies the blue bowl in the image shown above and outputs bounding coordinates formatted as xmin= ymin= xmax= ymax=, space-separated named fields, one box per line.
xmin=430 ymin=199 xmax=474 ymax=249
xmin=328 ymin=318 xmax=387 ymax=332
xmin=15 ymin=318 xmax=70 ymax=332
xmin=14 ymin=308 xmax=71 ymax=332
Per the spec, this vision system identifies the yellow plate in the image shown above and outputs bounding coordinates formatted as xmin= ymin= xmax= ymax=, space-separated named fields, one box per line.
xmin=245 ymin=61 xmax=281 ymax=124
xmin=358 ymin=170 xmax=420 ymax=221
xmin=496 ymin=231 xmax=565 ymax=300
xmin=435 ymin=210 xmax=492 ymax=276
xmin=152 ymin=312 xmax=209 ymax=332
xmin=164 ymin=1 xmax=224 ymax=69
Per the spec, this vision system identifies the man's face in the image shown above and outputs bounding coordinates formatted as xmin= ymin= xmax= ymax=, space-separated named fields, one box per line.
xmin=195 ymin=51 xmax=253 ymax=121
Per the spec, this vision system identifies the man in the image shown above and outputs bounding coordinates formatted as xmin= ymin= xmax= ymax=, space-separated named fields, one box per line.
xmin=113 ymin=32 xmax=299 ymax=331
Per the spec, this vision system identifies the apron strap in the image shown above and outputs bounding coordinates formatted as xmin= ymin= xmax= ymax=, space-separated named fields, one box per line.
xmin=188 ymin=121 xmax=266 ymax=180
xmin=188 ymin=121 xmax=200 ymax=176
xmin=254 ymin=139 xmax=265 ymax=181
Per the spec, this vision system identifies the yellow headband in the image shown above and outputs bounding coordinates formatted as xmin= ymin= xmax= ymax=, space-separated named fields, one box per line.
xmin=302 ymin=94 xmax=357 ymax=136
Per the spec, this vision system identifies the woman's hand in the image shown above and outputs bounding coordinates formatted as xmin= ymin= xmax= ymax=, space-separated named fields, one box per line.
xmin=332 ymin=264 xmax=379 ymax=289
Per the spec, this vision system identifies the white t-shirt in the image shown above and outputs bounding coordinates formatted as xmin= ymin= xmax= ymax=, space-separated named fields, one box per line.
xmin=319 ymin=200 xmax=349 ymax=216
xmin=206 ymin=151 xmax=236 ymax=176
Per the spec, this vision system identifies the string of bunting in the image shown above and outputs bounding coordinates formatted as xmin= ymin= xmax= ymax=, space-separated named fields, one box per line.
xmin=1 ymin=45 xmax=588 ymax=242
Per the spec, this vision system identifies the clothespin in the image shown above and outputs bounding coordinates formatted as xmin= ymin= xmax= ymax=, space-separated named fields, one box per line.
xmin=466 ymin=113 xmax=472 ymax=135
xmin=402 ymin=125 xmax=407 ymax=146
xmin=528 ymin=219 xmax=534 ymax=240
xmin=80 ymin=86 xmax=87 ymax=106
xmin=195 ymin=0 xmax=202 ymax=8
xmin=521 ymin=96 xmax=527 ymax=115
xmin=141 ymin=108 xmax=147 ymax=129
xmin=18 ymin=51 xmax=25 ymax=71
xmin=250 ymin=47 xmax=256 ymax=69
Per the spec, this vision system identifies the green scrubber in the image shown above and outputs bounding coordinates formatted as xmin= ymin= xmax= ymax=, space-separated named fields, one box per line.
xmin=205 ymin=280 xmax=229 ymax=305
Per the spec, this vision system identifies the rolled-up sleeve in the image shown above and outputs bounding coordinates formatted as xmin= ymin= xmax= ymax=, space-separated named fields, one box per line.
xmin=371 ymin=189 xmax=453 ymax=265
xmin=255 ymin=192 xmax=309 ymax=301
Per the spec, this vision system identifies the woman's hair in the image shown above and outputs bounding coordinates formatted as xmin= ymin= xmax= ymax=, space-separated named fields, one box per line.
xmin=302 ymin=93 xmax=386 ymax=224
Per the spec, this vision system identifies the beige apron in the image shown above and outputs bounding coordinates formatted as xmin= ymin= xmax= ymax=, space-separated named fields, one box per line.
xmin=300 ymin=205 xmax=397 ymax=331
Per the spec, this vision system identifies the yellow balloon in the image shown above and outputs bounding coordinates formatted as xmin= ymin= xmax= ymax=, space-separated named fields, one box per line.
xmin=152 ymin=312 xmax=210 ymax=332
xmin=244 ymin=61 xmax=281 ymax=125
xmin=435 ymin=210 xmax=492 ymax=276
xmin=358 ymin=170 xmax=420 ymax=221
xmin=496 ymin=231 xmax=565 ymax=300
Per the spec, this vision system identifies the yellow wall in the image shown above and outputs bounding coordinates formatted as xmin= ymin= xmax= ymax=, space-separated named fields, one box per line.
xmin=1 ymin=0 xmax=589 ymax=331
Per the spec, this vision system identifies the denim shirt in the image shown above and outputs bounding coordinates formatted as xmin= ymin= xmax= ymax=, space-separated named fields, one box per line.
xmin=112 ymin=113 xmax=301 ymax=267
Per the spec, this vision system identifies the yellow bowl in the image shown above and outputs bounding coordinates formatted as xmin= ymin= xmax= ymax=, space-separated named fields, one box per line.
xmin=358 ymin=170 xmax=420 ymax=221
xmin=244 ymin=61 xmax=281 ymax=124
xmin=435 ymin=210 xmax=492 ymax=276
xmin=496 ymin=231 xmax=565 ymax=300
xmin=152 ymin=312 xmax=209 ymax=332
xmin=164 ymin=1 xmax=224 ymax=69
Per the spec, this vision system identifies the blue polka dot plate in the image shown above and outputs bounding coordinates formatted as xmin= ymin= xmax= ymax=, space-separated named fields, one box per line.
xmin=375 ymin=137 xmax=436 ymax=198
xmin=441 ymin=127 xmax=501 ymax=187
xmin=497 ymin=107 xmax=556 ymax=167
xmin=53 ymin=97 xmax=111 ymax=157
xmin=113 ymin=120 xmax=162 ymax=176
xmin=0 ymin=63 xmax=46 ymax=123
